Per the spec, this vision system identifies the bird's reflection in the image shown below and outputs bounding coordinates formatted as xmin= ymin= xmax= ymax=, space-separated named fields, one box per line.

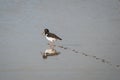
xmin=41 ymin=48 xmax=60 ymax=59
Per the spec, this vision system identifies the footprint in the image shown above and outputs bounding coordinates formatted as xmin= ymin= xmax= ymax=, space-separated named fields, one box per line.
xmin=116 ymin=65 xmax=120 ymax=67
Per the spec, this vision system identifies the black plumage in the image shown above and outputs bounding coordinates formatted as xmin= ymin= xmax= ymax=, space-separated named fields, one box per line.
xmin=44 ymin=29 xmax=62 ymax=40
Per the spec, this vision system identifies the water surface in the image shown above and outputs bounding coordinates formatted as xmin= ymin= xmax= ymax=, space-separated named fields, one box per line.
xmin=0 ymin=0 xmax=120 ymax=80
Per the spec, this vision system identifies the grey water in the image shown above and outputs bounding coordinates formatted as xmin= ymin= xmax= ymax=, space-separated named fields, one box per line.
xmin=0 ymin=0 xmax=120 ymax=80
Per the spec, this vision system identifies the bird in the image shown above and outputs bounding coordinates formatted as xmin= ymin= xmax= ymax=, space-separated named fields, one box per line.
xmin=44 ymin=28 xmax=62 ymax=42
xmin=43 ymin=28 xmax=62 ymax=48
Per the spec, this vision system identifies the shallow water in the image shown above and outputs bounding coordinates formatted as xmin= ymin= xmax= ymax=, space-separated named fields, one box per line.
xmin=0 ymin=0 xmax=120 ymax=80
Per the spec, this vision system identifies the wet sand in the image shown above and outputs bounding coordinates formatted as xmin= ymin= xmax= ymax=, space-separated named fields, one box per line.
xmin=0 ymin=0 xmax=120 ymax=80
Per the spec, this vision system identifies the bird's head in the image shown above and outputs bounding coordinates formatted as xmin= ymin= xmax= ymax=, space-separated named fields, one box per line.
xmin=44 ymin=28 xmax=49 ymax=34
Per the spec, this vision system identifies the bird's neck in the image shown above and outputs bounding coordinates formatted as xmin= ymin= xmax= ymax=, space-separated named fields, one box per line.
xmin=45 ymin=32 xmax=49 ymax=35
xmin=45 ymin=33 xmax=48 ymax=36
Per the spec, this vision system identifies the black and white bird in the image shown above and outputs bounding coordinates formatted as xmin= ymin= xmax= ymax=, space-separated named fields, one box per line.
xmin=44 ymin=28 xmax=62 ymax=42
xmin=43 ymin=28 xmax=62 ymax=47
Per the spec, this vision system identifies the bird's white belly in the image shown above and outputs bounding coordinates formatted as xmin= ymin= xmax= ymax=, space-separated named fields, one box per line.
xmin=45 ymin=36 xmax=56 ymax=42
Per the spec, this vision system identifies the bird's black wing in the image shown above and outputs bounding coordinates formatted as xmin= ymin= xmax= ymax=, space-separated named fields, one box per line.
xmin=48 ymin=33 xmax=62 ymax=40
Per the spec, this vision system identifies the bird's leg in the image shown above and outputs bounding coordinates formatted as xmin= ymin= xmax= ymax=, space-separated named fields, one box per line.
xmin=51 ymin=42 xmax=54 ymax=49
xmin=49 ymin=42 xmax=53 ymax=48
xmin=50 ymin=41 xmax=55 ymax=49
xmin=48 ymin=41 xmax=55 ymax=49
